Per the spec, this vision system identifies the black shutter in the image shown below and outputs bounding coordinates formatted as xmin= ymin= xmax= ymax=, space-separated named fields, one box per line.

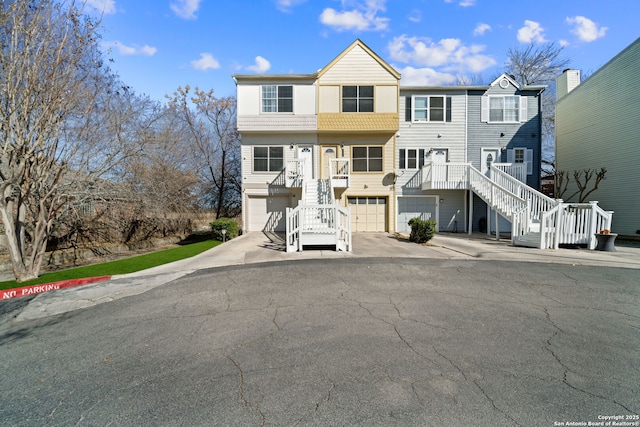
xmin=405 ymin=96 xmax=412 ymax=121
xmin=446 ymin=96 xmax=452 ymax=122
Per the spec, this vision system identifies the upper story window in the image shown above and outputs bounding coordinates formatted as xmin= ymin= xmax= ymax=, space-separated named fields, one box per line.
xmin=343 ymin=86 xmax=374 ymax=112
xmin=352 ymin=146 xmax=383 ymax=172
xmin=489 ymin=96 xmax=519 ymax=122
xmin=253 ymin=146 xmax=283 ymax=172
xmin=262 ymin=85 xmax=293 ymax=113
xmin=406 ymin=96 xmax=452 ymax=122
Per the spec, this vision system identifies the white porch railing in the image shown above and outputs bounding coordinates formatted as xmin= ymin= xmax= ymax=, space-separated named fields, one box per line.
xmin=422 ymin=162 xmax=469 ymax=190
xmin=490 ymin=165 xmax=558 ymax=222
xmin=286 ymin=204 xmax=351 ymax=252
xmin=541 ymin=202 xmax=613 ymax=249
xmin=285 ymin=159 xmax=305 ymax=188
xmin=493 ymin=163 xmax=527 ymax=183
xmin=329 ymin=158 xmax=350 ymax=188
xmin=421 ymin=161 xmax=614 ymax=250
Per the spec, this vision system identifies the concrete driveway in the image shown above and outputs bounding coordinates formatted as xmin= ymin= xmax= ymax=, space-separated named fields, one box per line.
xmin=0 ymin=243 xmax=638 ymax=426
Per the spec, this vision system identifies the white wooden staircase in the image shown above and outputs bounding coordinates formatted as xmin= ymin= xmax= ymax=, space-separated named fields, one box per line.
xmin=423 ymin=162 xmax=613 ymax=249
xmin=285 ymin=159 xmax=352 ymax=252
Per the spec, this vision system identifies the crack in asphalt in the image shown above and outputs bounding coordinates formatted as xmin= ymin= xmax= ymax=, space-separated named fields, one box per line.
xmin=543 ymin=307 xmax=636 ymax=414
xmin=227 ymin=355 xmax=266 ymax=426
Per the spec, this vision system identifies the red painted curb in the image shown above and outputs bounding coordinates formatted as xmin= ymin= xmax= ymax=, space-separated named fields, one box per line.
xmin=1 ymin=276 xmax=111 ymax=300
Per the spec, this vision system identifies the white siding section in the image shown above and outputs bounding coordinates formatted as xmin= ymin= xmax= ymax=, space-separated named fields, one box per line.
xmin=319 ymin=45 xmax=397 ymax=84
xmin=236 ymin=82 xmax=317 ymax=132
xmin=241 ymin=134 xmax=317 ymax=187
xmin=555 ymin=38 xmax=640 ymax=236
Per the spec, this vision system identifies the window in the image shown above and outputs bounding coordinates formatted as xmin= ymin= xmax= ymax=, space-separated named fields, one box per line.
xmin=262 ymin=85 xmax=293 ymax=113
xmin=489 ymin=96 xmax=519 ymax=122
xmin=253 ymin=146 xmax=284 ymax=172
xmin=508 ymin=148 xmax=533 ymax=175
xmin=408 ymin=96 xmax=451 ymax=122
xmin=352 ymin=146 xmax=383 ymax=172
xmin=343 ymin=86 xmax=374 ymax=112
xmin=398 ymin=148 xmax=426 ymax=169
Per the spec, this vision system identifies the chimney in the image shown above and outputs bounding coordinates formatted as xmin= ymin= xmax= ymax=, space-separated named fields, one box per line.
xmin=556 ymin=69 xmax=580 ymax=101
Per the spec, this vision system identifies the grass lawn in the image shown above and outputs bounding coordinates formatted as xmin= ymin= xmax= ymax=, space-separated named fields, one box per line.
xmin=0 ymin=239 xmax=221 ymax=291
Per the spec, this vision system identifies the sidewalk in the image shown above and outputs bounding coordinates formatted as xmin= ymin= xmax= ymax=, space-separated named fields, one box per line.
xmin=3 ymin=232 xmax=640 ymax=316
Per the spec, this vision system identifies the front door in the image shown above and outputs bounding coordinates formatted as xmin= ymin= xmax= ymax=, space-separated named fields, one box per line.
xmin=431 ymin=149 xmax=447 ymax=164
xmin=298 ymin=146 xmax=313 ymax=181
xmin=481 ymin=148 xmax=500 ymax=176
xmin=321 ymin=146 xmax=338 ymax=179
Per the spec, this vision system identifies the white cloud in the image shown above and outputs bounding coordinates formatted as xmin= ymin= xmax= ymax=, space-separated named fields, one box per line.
xmin=275 ymin=0 xmax=306 ymax=12
xmin=170 ymin=0 xmax=202 ymax=20
xmin=473 ymin=23 xmax=491 ymax=36
xmin=247 ymin=56 xmax=271 ymax=73
xmin=84 ymin=0 xmax=116 ymax=14
xmin=397 ymin=66 xmax=457 ymax=86
xmin=103 ymin=41 xmax=157 ymax=56
xmin=388 ymin=35 xmax=496 ymax=73
xmin=444 ymin=0 xmax=476 ymax=6
xmin=559 ymin=39 xmax=570 ymax=47
xmin=566 ymin=16 xmax=607 ymax=42
xmin=517 ymin=20 xmax=547 ymax=43
xmin=191 ymin=53 xmax=220 ymax=71
xmin=408 ymin=9 xmax=421 ymax=23
xmin=320 ymin=0 xmax=389 ymax=32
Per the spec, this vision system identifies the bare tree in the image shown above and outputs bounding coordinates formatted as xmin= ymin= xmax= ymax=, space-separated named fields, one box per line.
xmin=506 ymin=42 xmax=570 ymax=86
xmin=555 ymin=168 xmax=607 ymax=203
xmin=123 ymin=105 xmax=201 ymax=213
xmin=167 ymin=86 xmax=241 ymax=218
xmin=0 ymin=1 xmax=141 ymax=281
xmin=505 ymin=42 xmax=571 ymax=179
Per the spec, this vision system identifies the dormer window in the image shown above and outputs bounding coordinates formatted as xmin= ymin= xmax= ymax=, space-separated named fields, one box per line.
xmin=262 ymin=85 xmax=293 ymax=113
xmin=342 ymin=86 xmax=374 ymax=112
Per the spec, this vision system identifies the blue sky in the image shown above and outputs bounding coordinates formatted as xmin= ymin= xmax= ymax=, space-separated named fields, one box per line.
xmin=86 ymin=0 xmax=639 ymax=103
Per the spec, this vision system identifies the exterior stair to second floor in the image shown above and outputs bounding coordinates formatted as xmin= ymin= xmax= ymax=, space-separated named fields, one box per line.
xmin=422 ymin=162 xmax=613 ymax=249
xmin=285 ymin=161 xmax=352 ymax=253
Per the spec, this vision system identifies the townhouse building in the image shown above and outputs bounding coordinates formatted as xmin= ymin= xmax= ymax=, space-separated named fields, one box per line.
xmin=235 ymin=39 xmax=610 ymax=251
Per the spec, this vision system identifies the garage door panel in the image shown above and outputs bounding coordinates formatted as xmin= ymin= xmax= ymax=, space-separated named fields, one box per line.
xmin=248 ymin=196 xmax=290 ymax=232
xmin=348 ymin=197 xmax=387 ymax=232
xmin=397 ymin=197 xmax=436 ymax=232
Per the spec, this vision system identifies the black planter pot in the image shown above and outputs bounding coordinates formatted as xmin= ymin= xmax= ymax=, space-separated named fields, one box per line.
xmin=595 ymin=233 xmax=617 ymax=252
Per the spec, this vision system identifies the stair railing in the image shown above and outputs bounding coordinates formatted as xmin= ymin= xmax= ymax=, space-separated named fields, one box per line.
xmin=490 ymin=165 xmax=558 ymax=221
xmin=468 ymin=166 xmax=527 ymax=219
xmin=286 ymin=206 xmax=302 ymax=252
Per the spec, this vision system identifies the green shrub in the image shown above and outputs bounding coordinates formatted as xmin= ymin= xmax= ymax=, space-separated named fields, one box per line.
xmin=408 ymin=217 xmax=437 ymax=243
xmin=210 ymin=218 xmax=239 ymax=241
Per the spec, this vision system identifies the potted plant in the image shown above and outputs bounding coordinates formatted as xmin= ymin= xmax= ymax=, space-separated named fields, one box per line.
xmin=595 ymin=229 xmax=617 ymax=251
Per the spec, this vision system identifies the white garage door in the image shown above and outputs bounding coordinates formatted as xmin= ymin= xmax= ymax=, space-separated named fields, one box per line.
xmin=247 ymin=196 xmax=291 ymax=232
xmin=348 ymin=197 xmax=387 ymax=232
xmin=397 ymin=197 xmax=437 ymax=232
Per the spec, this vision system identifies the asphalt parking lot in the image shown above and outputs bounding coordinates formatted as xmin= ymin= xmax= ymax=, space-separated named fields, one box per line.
xmin=0 ymin=233 xmax=638 ymax=426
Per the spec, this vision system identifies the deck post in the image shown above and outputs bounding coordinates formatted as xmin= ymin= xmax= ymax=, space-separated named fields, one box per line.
xmin=495 ymin=209 xmax=500 ymax=241
xmin=468 ymin=190 xmax=473 ymax=235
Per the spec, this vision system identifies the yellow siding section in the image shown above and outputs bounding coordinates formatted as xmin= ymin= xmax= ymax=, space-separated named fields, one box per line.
xmin=319 ymin=45 xmax=398 ymax=84
xmin=320 ymin=134 xmax=396 ymax=232
xmin=318 ymin=113 xmax=399 ymax=132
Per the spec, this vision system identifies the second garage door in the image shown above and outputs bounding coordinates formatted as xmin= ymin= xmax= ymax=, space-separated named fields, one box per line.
xmin=397 ymin=196 xmax=437 ymax=232
xmin=347 ymin=197 xmax=387 ymax=232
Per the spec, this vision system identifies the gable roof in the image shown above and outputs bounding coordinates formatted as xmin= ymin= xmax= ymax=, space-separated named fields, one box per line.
xmin=316 ymin=39 xmax=401 ymax=80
